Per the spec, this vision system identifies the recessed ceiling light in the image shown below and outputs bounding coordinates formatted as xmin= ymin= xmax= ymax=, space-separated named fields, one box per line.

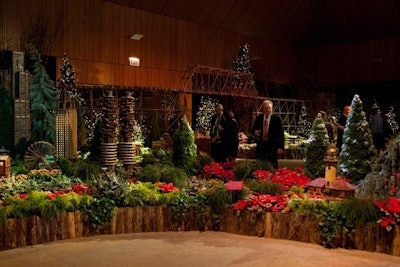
xmin=130 ymin=34 xmax=144 ymax=40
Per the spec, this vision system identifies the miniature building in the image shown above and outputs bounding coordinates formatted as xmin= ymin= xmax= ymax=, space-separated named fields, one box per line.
xmin=305 ymin=177 xmax=325 ymax=195
xmin=329 ymin=179 xmax=357 ymax=198
xmin=0 ymin=148 xmax=11 ymax=178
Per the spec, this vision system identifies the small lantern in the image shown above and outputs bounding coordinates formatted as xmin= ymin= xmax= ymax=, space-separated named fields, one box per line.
xmin=324 ymin=142 xmax=338 ymax=188
xmin=0 ymin=147 xmax=11 ymax=178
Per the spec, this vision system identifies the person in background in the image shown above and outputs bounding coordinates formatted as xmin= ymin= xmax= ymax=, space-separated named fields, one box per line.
xmin=224 ymin=111 xmax=239 ymax=163
xmin=210 ymin=103 xmax=227 ymax=163
xmin=336 ymin=105 xmax=351 ymax=153
xmin=251 ymin=100 xmax=284 ymax=168
xmin=369 ymin=107 xmax=384 ymax=155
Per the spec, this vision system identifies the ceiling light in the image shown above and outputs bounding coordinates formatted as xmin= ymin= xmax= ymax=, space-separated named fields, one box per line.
xmin=130 ymin=34 xmax=144 ymax=40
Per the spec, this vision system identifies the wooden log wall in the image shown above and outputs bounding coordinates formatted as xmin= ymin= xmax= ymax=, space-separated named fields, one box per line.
xmin=1 ymin=207 xmax=400 ymax=257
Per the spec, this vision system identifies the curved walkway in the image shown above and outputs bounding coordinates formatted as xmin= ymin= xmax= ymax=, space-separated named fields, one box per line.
xmin=1 ymin=231 xmax=400 ymax=267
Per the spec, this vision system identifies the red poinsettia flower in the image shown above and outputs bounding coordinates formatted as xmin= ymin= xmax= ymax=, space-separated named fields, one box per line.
xmin=18 ymin=193 xmax=29 ymax=199
xmin=47 ymin=192 xmax=56 ymax=199
xmin=159 ymin=182 xmax=179 ymax=193
xmin=128 ymin=177 xmax=137 ymax=183
xmin=380 ymin=216 xmax=396 ymax=228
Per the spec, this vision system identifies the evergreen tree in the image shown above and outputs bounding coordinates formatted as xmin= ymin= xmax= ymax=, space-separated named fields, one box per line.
xmin=173 ymin=115 xmax=197 ymax=174
xmin=338 ymin=94 xmax=377 ymax=184
xmin=195 ymin=96 xmax=219 ymax=134
xmin=297 ymin=102 xmax=312 ymax=137
xmin=232 ymin=43 xmax=253 ymax=75
xmin=57 ymin=53 xmax=77 ymax=108
xmin=304 ymin=113 xmax=330 ymax=179
xmin=29 ymin=48 xmax=59 ymax=143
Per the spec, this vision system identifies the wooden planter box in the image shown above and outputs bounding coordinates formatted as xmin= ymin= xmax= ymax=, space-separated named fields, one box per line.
xmin=0 ymin=207 xmax=399 ymax=257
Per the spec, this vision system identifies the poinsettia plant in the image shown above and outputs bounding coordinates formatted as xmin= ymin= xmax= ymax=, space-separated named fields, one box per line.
xmin=202 ymin=162 xmax=234 ymax=182
xmin=374 ymin=197 xmax=400 ymax=231
xmin=253 ymin=168 xmax=311 ymax=191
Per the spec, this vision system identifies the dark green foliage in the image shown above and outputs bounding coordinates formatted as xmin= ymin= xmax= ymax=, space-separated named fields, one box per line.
xmin=173 ymin=115 xmax=197 ymax=174
xmin=59 ymin=157 xmax=102 ymax=182
xmin=202 ymin=181 xmax=244 ymax=214
xmin=304 ymin=113 xmax=329 ymax=179
xmin=244 ymin=179 xmax=281 ymax=195
xmin=338 ymin=94 xmax=377 ymax=183
xmin=139 ymin=148 xmax=174 ymax=167
xmin=232 ymin=160 xmax=274 ymax=180
xmin=358 ymin=134 xmax=400 ymax=199
xmin=336 ymin=198 xmax=380 ymax=226
xmin=29 ymin=48 xmax=59 ymax=143
xmin=194 ymin=151 xmax=214 ymax=175
xmin=136 ymin=164 xmax=188 ymax=188
xmin=0 ymin=86 xmax=13 ymax=151
xmin=11 ymin=159 xmax=29 ymax=175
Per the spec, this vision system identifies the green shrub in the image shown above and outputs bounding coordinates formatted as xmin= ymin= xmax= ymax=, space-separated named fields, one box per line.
xmin=286 ymin=197 xmax=330 ymax=216
xmin=233 ymin=160 xmax=274 ymax=180
xmin=244 ymin=179 xmax=281 ymax=195
xmin=87 ymin=197 xmax=117 ymax=231
xmin=137 ymin=164 xmax=189 ymax=188
xmin=68 ymin=158 xmax=102 ymax=182
xmin=173 ymin=115 xmax=197 ymax=174
xmin=123 ymin=181 xmax=180 ymax=207
xmin=194 ymin=151 xmax=214 ymax=175
xmin=336 ymin=198 xmax=381 ymax=226
xmin=88 ymin=173 xmax=128 ymax=206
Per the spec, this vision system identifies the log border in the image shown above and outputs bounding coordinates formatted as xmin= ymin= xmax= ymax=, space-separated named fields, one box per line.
xmin=0 ymin=207 xmax=399 ymax=257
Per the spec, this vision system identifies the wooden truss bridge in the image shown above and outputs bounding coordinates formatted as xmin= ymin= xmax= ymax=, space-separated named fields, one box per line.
xmin=179 ymin=64 xmax=259 ymax=98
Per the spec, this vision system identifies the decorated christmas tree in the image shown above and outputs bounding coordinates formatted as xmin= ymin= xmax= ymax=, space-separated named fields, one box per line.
xmin=233 ymin=43 xmax=253 ymax=75
xmin=195 ymin=96 xmax=219 ymax=134
xmin=57 ymin=53 xmax=77 ymax=108
xmin=232 ymin=43 xmax=255 ymax=87
xmin=29 ymin=48 xmax=59 ymax=143
xmin=304 ymin=113 xmax=330 ymax=179
xmin=297 ymin=102 xmax=312 ymax=137
xmin=338 ymin=94 xmax=377 ymax=184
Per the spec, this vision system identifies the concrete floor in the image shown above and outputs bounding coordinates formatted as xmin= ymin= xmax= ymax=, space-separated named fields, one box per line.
xmin=1 ymin=231 xmax=400 ymax=267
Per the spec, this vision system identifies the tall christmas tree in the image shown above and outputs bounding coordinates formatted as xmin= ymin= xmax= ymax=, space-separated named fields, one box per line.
xmin=232 ymin=43 xmax=255 ymax=86
xmin=29 ymin=48 xmax=59 ymax=143
xmin=338 ymin=94 xmax=377 ymax=184
xmin=58 ymin=53 xmax=77 ymax=108
xmin=304 ymin=113 xmax=330 ymax=179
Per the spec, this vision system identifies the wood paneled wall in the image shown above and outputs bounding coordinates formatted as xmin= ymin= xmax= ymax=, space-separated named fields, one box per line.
xmin=1 ymin=0 xmax=399 ymax=90
xmin=0 ymin=0 xmax=295 ymax=89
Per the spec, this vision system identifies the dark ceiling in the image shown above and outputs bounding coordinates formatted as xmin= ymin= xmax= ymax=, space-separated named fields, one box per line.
xmin=106 ymin=0 xmax=400 ymax=46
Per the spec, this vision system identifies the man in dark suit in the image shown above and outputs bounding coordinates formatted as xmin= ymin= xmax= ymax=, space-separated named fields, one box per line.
xmin=251 ymin=100 xmax=284 ymax=168
xmin=210 ymin=103 xmax=227 ymax=162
